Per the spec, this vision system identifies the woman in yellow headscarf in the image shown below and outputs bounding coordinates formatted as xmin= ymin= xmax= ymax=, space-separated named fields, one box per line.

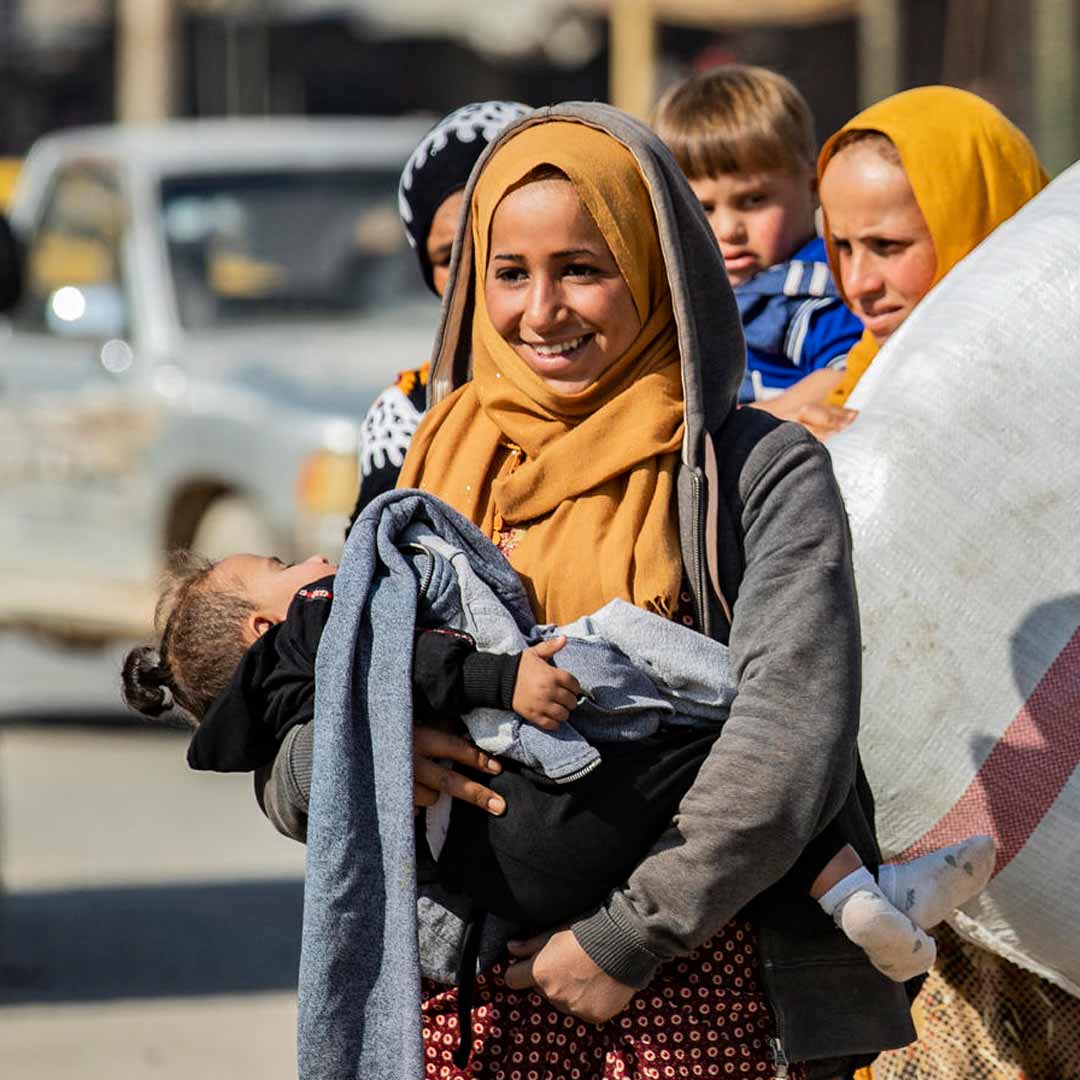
xmin=815 ymin=85 xmax=1047 ymax=411
xmin=818 ymin=90 xmax=1080 ymax=1080
xmin=401 ymin=122 xmax=686 ymax=625
xmin=397 ymin=103 xmax=917 ymax=1080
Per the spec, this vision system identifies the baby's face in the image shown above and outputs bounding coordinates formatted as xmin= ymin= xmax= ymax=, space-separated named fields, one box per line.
xmin=216 ymin=553 xmax=336 ymax=640
xmin=688 ymin=168 xmax=817 ymax=286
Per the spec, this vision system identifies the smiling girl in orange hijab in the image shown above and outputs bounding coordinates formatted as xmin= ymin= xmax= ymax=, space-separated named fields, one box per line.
xmin=818 ymin=86 xmax=1048 ymax=407
xmin=400 ymin=121 xmax=686 ymax=624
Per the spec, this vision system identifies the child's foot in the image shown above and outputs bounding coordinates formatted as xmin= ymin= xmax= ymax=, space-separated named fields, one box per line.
xmin=818 ymin=866 xmax=936 ymax=982
xmin=877 ymin=836 xmax=995 ymax=930
xmin=835 ymin=888 xmax=937 ymax=982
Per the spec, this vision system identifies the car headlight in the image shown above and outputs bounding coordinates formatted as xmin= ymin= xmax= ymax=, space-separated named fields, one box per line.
xmin=296 ymin=448 xmax=359 ymax=515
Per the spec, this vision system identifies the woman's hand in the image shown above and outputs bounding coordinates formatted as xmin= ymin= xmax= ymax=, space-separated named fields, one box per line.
xmin=511 ymin=637 xmax=582 ymax=731
xmin=504 ymin=929 xmax=636 ymax=1024
xmin=413 ymin=726 xmax=505 ymax=815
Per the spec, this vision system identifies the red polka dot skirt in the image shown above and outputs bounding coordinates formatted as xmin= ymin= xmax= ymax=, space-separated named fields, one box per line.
xmin=421 ymin=919 xmax=802 ymax=1079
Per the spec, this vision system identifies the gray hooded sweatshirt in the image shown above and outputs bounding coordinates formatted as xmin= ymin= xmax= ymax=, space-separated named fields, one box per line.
xmin=260 ymin=102 xmax=916 ymax=1073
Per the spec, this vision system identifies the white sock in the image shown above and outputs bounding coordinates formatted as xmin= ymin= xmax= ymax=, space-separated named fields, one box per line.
xmin=877 ymin=835 xmax=995 ymax=930
xmin=817 ymin=865 xmax=877 ymax=916
xmin=819 ymin=867 xmax=936 ymax=982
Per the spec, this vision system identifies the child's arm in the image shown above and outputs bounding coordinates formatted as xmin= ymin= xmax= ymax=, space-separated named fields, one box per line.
xmin=750 ymin=370 xmax=857 ymax=441
xmin=412 ymin=630 xmax=580 ymax=732
xmin=750 ymin=301 xmax=864 ymax=440
xmin=750 ymin=366 xmax=845 ymax=416
xmin=412 ymin=628 xmax=518 ymax=725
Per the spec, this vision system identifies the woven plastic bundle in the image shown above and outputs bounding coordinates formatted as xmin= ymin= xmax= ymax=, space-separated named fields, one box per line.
xmin=829 ymin=160 xmax=1080 ymax=1000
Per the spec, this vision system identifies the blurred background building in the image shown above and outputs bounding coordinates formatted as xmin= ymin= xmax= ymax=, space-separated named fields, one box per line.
xmin=1 ymin=1 xmax=1078 ymax=178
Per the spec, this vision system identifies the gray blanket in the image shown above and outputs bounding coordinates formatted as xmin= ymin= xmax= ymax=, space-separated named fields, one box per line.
xmin=299 ymin=489 xmax=736 ymax=1080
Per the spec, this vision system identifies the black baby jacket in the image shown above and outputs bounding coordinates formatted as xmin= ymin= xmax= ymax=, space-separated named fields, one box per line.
xmin=187 ymin=575 xmax=519 ymax=773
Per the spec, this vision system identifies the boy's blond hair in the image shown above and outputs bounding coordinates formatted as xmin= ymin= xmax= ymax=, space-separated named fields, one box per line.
xmin=654 ymin=64 xmax=816 ymax=179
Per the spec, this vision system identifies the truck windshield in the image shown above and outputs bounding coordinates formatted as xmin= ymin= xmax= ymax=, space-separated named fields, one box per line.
xmin=160 ymin=168 xmax=426 ymax=329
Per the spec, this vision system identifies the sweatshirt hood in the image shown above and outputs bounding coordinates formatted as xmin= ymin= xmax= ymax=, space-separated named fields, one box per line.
xmin=426 ymin=101 xmax=746 ymax=469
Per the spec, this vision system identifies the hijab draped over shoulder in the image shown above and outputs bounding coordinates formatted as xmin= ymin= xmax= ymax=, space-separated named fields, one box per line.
xmin=820 ymin=86 xmax=1048 ymax=406
xmin=399 ymin=121 xmax=685 ymax=624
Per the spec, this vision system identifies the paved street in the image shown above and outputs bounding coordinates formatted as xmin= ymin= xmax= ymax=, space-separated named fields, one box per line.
xmin=0 ymin=630 xmax=306 ymax=1078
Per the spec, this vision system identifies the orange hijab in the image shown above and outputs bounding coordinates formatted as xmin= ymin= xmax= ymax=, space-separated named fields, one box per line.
xmin=819 ymin=86 xmax=1048 ymax=406
xmin=399 ymin=121 xmax=685 ymax=624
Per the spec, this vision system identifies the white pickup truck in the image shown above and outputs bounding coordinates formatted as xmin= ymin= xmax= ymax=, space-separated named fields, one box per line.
xmin=0 ymin=118 xmax=438 ymax=637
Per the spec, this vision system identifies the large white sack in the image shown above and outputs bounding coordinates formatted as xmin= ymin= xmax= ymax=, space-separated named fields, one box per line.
xmin=828 ymin=160 xmax=1080 ymax=997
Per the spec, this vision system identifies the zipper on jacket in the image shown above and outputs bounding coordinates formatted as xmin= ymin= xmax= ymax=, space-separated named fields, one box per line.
xmin=553 ymin=756 xmax=602 ymax=784
xmin=693 ymin=443 xmax=791 ymax=1070
xmin=758 ymin=930 xmax=792 ymax=1080
xmin=767 ymin=1036 xmax=790 ymax=1079
xmin=686 ymin=468 xmax=710 ymax=636
xmin=401 ymin=541 xmax=436 ymax=600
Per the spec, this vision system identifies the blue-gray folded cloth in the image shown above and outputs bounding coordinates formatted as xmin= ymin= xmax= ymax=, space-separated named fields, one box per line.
xmin=299 ymin=489 xmax=736 ymax=1080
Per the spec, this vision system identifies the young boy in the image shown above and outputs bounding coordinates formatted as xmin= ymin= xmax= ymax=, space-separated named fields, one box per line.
xmin=655 ymin=64 xmax=864 ymax=409
xmin=122 ymin=547 xmax=994 ymax=982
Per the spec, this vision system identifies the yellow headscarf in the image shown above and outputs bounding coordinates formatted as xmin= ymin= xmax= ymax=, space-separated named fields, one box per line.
xmin=819 ymin=86 xmax=1048 ymax=406
xmin=399 ymin=121 xmax=685 ymax=624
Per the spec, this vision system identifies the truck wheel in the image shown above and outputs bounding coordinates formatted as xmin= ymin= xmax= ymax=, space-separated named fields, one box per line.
xmin=189 ymin=495 xmax=278 ymax=561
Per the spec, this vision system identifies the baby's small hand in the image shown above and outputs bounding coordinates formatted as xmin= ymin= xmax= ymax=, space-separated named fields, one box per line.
xmin=512 ymin=637 xmax=582 ymax=732
xmin=793 ymin=402 xmax=858 ymax=442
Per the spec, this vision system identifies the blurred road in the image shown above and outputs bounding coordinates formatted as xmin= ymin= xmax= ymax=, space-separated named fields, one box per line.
xmin=0 ymin=630 xmax=306 ymax=1079
xmin=0 ymin=630 xmax=143 ymax=718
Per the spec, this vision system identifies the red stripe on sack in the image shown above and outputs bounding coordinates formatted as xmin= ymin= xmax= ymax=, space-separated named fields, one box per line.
xmin=897 ymin=626 xmax=1080 ymax=877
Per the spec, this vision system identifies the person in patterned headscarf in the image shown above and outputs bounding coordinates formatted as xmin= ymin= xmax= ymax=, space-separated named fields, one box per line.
xmin=348 ymin=101 xmax=531 ymax=526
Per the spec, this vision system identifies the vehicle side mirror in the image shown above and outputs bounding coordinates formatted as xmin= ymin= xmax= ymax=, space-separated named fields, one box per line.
xmin=45 ymin=283 xmax=127 ymax=340
xmin=0 ymin=213 xmax=20 ymax=314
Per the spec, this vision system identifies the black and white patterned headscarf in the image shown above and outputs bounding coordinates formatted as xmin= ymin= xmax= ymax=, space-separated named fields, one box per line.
xmin=399 ymin=100 xmax=532 ymax=294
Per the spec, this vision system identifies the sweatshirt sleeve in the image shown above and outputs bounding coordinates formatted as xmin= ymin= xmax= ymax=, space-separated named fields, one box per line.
xmin=572 ymin=427 xmax=862 ymax=987
xmin=254 ymin=721 xmax=312 ymax=844
xmin=413 ymin=628 xmax=520 ymax=718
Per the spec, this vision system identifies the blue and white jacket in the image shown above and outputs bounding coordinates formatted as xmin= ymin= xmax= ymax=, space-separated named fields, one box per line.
xmin=735 ymin=236 xmax=864 ymax=403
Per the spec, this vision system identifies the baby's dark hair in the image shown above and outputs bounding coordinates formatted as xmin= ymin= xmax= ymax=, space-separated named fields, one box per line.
xmin=121 ymin=550 xmax=255 ymax=725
